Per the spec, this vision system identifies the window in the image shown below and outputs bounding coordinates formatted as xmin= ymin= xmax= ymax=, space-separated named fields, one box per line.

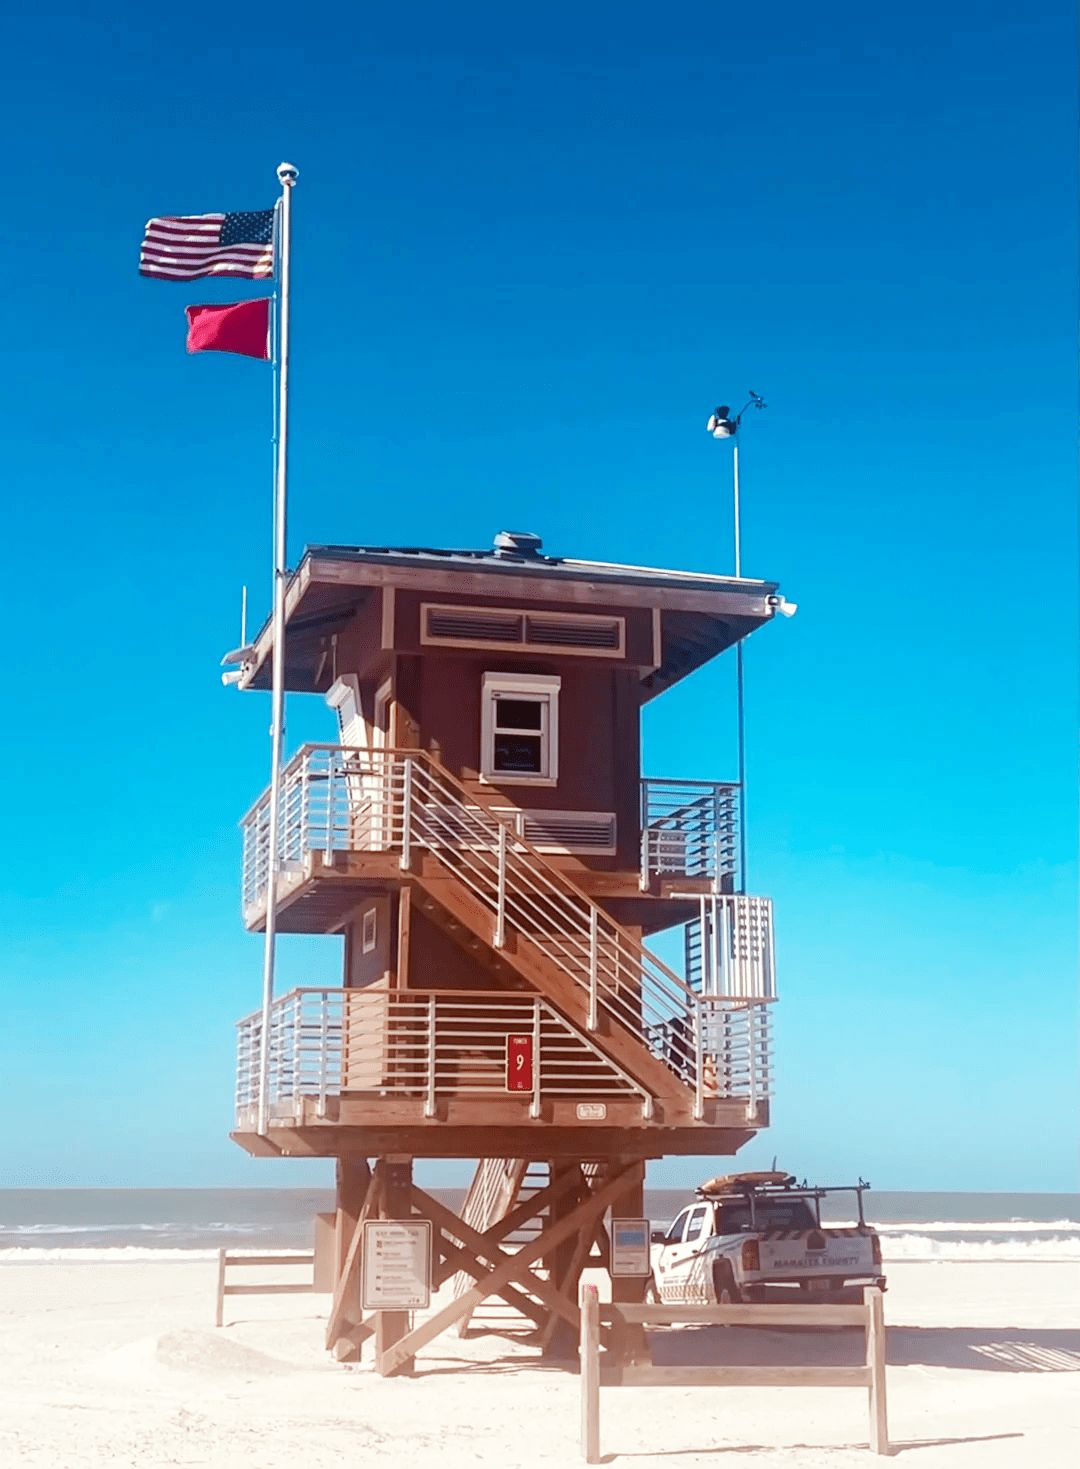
xmin=480 ymin=674 xmax=560 ymax=785
xmin=683 ymin=1205 xmax=710 ymax=1243
xmin=361 ymin=909 xmax=377 ymax=953
xmin=664 ymin=1209 xmax=691 ymax=1245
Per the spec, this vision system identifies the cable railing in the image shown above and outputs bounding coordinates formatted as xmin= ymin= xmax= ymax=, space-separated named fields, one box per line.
xmin=239 ymin=745 xmax=774 ymax=1117
xmin=235 ymin=987 xmax=653 ymax=1124
xmin=639 ymin=778 xmax=739 ymax=889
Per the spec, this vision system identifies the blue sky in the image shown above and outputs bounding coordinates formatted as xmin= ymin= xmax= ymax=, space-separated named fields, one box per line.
xmin=0 ymin=3 xmax=1074 ymax=1191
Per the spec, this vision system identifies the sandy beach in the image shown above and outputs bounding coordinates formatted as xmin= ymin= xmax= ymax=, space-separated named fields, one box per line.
xmin=0 ymin=1258 xmax=1076 ymax=1467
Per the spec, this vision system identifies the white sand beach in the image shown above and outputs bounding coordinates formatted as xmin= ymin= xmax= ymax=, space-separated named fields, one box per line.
xmin=0 ymin=1258 xmax=1076 ymax=1467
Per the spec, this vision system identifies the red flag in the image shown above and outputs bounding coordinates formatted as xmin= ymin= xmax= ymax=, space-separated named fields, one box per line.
xmin=185 ymin=298 xmax=270 ymax=360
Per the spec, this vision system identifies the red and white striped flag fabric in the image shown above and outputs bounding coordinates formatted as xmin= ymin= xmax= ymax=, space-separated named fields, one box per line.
xmin=139 ymin=210 xmax=275 ymax=281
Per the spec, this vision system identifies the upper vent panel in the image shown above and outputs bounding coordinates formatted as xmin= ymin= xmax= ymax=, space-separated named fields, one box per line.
xmin=421 ymin=603 xmax=625 ymax=658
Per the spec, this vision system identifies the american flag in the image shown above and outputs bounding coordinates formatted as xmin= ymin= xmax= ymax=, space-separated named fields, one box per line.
xmin=139 ymin=209 xmax=275 ymax=281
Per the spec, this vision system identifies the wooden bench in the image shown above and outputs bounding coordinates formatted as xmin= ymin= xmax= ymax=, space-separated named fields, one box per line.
xmin=579 ymin=1286 xmax=889 ymax=1461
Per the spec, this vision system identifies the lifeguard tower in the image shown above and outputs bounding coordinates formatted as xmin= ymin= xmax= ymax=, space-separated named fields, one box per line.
xmin=225 ymin=527 xmax=783 ymax=1372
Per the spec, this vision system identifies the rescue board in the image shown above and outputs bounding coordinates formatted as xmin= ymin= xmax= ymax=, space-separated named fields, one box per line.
xmin=698 ymin=1170 xmax=795 ymax=1194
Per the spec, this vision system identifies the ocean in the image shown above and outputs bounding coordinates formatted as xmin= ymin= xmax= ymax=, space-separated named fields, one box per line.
xmin=1 ymin=1188 xmax=1077 ymax=1265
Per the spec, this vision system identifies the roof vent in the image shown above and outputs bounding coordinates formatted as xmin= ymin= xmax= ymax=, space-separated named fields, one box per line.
xmin=493 ymin=530 xmax=543 ymax=559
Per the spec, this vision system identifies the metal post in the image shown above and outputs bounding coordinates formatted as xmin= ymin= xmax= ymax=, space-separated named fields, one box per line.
xmin=494 ymin=821 xmax=507 ymax=947
xmin=256 ymin=161 xmax=298 ymax=1136
xmin=400 ymin=756 xmax=414 ymax=870
xmin=746 ymin=1000 xmax=758 ymax=1121
xmin=587 ymin=909 xmax=599 ymax=1030
xmin=638 ymin=779 xmax=649 ymax=891
xmin=324 ymin=752 xmax=335 ymax=866
xmin=318 ymin=992 xmax=328 ymax=1118
xmin=530 ymin=997 xmax=542 ymax=1118
xmin=731 ymin=437 xmax=749 ymax=894
xmin=425 ymin=993 xmax=437 ymax=1117
xmin=693 ymin=1001 xmax=705 ymax=1120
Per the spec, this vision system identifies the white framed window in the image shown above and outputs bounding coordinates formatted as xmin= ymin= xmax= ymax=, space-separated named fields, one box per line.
xmin=361 ymin=908 xmax=377 ymax=953
xmin=480 ymin=673 xmax=560 ymax=786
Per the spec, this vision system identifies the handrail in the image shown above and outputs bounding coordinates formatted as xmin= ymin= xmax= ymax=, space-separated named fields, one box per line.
xmin=235 ymin=986 xmax=655 ymax=1122
xmin=239 ymin=745 xmax=775 ymax=1115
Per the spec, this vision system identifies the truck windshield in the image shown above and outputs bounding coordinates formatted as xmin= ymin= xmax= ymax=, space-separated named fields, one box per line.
xmin=716 ymin=1199 xmax=817 ymax=1232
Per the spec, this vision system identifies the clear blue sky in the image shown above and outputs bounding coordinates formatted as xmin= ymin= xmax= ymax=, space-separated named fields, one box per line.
xmin=0 ymin=3 xmax=1074 ymax=1192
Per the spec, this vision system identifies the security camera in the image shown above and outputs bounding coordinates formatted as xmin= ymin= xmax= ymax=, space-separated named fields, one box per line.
xmin=773 ymin=597 xmax=798 ymax=618
xmin=277 ymin=161 xmax=299 ymax=184
xmin=221 ymin=668 xmax=244 ymax=686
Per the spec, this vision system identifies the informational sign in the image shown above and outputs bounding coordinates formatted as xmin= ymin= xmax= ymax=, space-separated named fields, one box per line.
xmin=506 ymin=1033 xmax=534 ymax=1091
xmin=361 ymin=1220 xmax=432 ymax=1311
xmin=610 ymin=1217 xmax=651 ymax=1277
xmin=576 ymin=1102 xmax=607 ymax=1121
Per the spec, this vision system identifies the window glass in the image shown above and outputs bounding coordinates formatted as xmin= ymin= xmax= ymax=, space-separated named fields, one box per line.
xmin=664 ymin=1209 xmax=690 ymax=1245
xmin=715 ymin=1199 xmax=816 ymax=1232
xmin=493 ymin=733 xmax=543 ymax=774
xmin=684 ymin=1206 xmax=709 ymax=1242
xmin=494 ymin=697 xmax=544 ymax=731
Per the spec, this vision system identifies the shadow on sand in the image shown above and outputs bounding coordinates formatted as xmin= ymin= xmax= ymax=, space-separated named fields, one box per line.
xmin=603 ymin=1433 xmax=1024 ymax=1460
xmin=645 ymin=1323 xmax=1080 ymax=1375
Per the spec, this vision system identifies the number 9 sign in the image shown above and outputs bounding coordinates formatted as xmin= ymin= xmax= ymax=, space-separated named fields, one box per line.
xmin=506 ymin=1034 xmax=534 ymax=1092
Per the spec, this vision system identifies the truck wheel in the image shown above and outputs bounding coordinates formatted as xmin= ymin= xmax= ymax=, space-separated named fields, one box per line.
xmin=712 ymin=1262 xmax=741 ymax=1307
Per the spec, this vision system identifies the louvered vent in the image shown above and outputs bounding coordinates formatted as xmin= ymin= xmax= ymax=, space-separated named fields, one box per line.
xmin=495 ymin=808 xmax=617 ymax=855
xmin=524 ymin=614 xmax=622 ymax=650
xmin=425 ymin=607 xmax=525 ymax=643
xmin=422 ymin=603 xmax=624 ymax=657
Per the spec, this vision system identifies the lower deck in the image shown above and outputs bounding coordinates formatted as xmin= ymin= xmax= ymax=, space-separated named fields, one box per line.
xmin=231 ymin=1106 xmax=764 ymax=1160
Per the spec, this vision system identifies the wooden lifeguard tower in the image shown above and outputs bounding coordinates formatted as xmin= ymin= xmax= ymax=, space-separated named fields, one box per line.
xmin=225 ymin=527 xmax=783 ymax=1372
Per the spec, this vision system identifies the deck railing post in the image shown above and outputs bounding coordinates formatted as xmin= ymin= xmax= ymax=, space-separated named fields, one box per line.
xmin=639 ymin=779 xmax=650 ymax=891
xmin=587 ymin=909 xmax=599 ymax=1030
xmin=425 ymin=993 xmax=437 ymax=1117
xmin=400 ymin=756 xmax=414 ymax=870
xmin=693 ymin=1000 xmax=705 ymax=1120
xmin=323 ymin=752 xmax=335 ymax=867
xmin=530 ymin=997 xmax=542 ymax=1118
xmin=746 ymin=1001 xmax=759 ymax=1121
xmin=494 ymin=821 xmax=507 ymax=948
xmin=317 ymin=992 xmax=329 ymax=1117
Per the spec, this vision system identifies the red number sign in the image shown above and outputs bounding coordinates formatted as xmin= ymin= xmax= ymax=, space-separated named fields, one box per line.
xmin=506 ymin=1034 xmax=534 ymax=1092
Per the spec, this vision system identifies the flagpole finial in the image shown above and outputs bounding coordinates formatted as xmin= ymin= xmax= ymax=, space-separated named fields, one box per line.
xmin=277 ymin=161 xmax=299 ymax=186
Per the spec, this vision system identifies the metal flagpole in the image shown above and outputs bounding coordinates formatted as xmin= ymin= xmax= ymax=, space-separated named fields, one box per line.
xmin=732 ymin=439 xmax=748 ymax=894
xmin=257 ymin=160 xmax=299 ymax=1136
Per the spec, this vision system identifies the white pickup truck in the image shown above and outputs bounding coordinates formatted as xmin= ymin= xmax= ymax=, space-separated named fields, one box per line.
xmin=650 ymin=1171 xmax=885 ymax=1305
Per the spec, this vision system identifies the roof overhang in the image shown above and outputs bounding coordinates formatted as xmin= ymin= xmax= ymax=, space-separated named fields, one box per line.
xmin=228 ymin=545 xmax=784 ymax=697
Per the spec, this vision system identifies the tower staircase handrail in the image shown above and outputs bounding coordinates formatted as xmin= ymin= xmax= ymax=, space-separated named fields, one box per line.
xmin=240 ymin=743 xmax=775 ymax=1115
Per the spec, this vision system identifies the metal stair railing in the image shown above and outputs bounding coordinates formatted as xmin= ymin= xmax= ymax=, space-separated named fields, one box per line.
xmin=234 ymin=986 xmax=654 ymax=1125
xmin=639 ymin=778 xmax=740 ymax=889
xmin=239 ymin=745 xmax=776 ymax=1116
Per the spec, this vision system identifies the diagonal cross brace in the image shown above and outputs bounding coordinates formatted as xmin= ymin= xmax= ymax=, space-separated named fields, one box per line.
xmin=377 ymin=1164 xmax=638 ymax=1377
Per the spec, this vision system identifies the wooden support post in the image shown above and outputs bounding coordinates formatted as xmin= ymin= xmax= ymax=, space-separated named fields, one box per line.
xmin=326 ymin=1164 xmax=383 ymax=1358
xmin=375 ymin=1159 xmax=416 ymax=1377
xmin=542 ymin=1162 xmax=584 ymax=1360
xmin=214 ymin=1248 xmax=227 ymax=1328
xmin=866 ymin=1286 xmax=889 ymax=1455
xmin=327 ymin=1156 xmax=371 ymax=1360
xmin=608 ymin=1160 xmax=650 ymax=1366
xmin=580 ymin=1284 xmax=601 ymax=1465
